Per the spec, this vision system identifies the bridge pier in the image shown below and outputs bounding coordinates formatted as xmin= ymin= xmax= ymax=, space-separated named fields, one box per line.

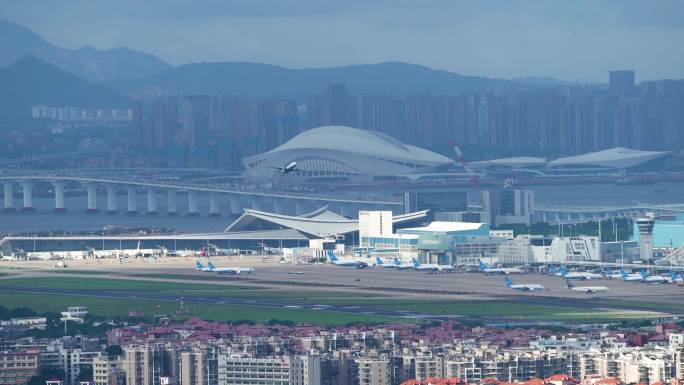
xmin=53 ymin=182 xmax=66 ymax=212
xmin=341 ymin=203 xmax=357 ymax=219
xmin=126 ymin=186 xmax=138 ymax=214
xmin=20 ymin=182 xmax=34 ymax=212
xmin=280 ymin=198 xmax=297 ymax=216
xmin=273 ymin=198 xmax=285 ymax=214
xmin=229 ymin=195 xmax=242 ymax=215
xmin=187 ymin=191 xmax=199 ymax=216
xmin=3 ymin=182 xmax=15 ymax=212
xmin=257 ymin=197 xmax=273 ymax=212
xmin=106 ymin=185 xmax=118 ymax=214
xmin=86 ymin=184 xmax=99 ymax=213
xmin=294 ymin=200 xmax=308 ymax=216
xmin=167 ymin=190 xmax=178 ymax=216
xmin=146 ymin=189 xmax=158 ymax=215
xmin=208 ymin=193 xmax=220 ymax=217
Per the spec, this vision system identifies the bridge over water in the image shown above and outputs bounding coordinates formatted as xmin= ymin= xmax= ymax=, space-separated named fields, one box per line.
xmin=0 ymin=175 xmax=404 ymax=217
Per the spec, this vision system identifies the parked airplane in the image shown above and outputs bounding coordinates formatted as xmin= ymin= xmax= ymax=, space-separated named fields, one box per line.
xmin=208 ymin=243 xmax=240 ymax=256
xmin=639 ymin=271 xmax=668 ymax=284
xmin=268 ymin=161 xmax=298 ymax=175
xmin=670 ymin=272 xmax=684 ymax=285
xmin=601 ymin=268 xmax=624 ymax=280
xmin=621 ymin=269 xmax=644 ymax=282
xmin=479 ymin=260 xmax=525 ymax=275
xmin=207 ymin=261 xmax=255 ymax=275
xmin=195 ymin=261 xmax=213 ymax=272
xmin=375 ymin=257 xmax=397 ymax=268
xmin=504 ymin=276 xmax=544 ymax=291
xmin=327 ymin=251 xmax=368 ymax=268
xmin=557 ymin=266 xmax=603 ymax=280
xmin=412 ymin=258 xmax=455 ymax=272
xmin=566 ymin=280 xmax=608 ymax=293
xmin=393 ymin=258 xmax=415 ymax=270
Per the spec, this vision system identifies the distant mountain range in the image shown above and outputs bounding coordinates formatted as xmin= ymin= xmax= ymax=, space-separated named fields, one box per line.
xmin=113 ymin=61 xmax=516 ymax=99
xmin=0 ymin=20 xmax=170 ymax=82
xmin=0 ymin=56 xmax=131 ymax=128
xmin=0 ymin=19 xmax=575 ymax=130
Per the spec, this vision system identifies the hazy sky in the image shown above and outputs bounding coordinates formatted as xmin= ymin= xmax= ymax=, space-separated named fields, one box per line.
xmin=2 ymin=0 xmax=683 ymax=81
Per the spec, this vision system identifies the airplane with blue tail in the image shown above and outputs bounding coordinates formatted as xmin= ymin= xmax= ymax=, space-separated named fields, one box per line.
xmin=412 ymin=258 xmax=455 ymax=272
xmin=479 ymin=260 xmax=525 ymax=275
xmin=375 ymin=257 xmax=397 ymax=268
xmin=206 ymin=261 xmax=255 ymax=275
xmin=557 ymin=266 xmax=603 ymax=280
xmin=195 ymin=260 xmax=212 ymax=272
xmin=504 ymin=276 xmax=544 ymax=291
xmin=394 ymin=258 xmax=415 ymax=270
xmin=327 ymin=250 xmax=368 ymax=268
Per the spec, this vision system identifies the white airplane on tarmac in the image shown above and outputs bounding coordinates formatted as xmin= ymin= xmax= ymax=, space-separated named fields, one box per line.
xmin=206 ymin=261 xmax=255 ymax=275
xmin=504 ymin=276 xmax=544 ymax=291
xmin=412 ymin=258 xmax=455 ymax=272
xmin=375 ymin=257 xmax=397 ymax=268
xmin=566 ymin=280 xmax=608 ymax=293
xmin=479 ymin=260 xmax=525 ymax=275
xmin=557 ymin=266 xmax=603 ymax=280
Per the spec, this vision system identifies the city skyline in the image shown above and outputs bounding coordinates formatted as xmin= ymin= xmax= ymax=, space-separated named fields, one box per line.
xmin=1 ymin=0 xmax=684 ymax=81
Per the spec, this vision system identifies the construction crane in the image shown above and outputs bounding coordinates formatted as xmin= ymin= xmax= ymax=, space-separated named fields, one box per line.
xmin=450 ymin=141 xmax=479 ymax=187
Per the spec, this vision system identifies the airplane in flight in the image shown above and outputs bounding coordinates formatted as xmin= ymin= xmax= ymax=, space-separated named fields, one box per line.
xmin=268 ymin=161 xmax=298 ymax=175
xmin=207 ymin=261 xmax=255 ymax=275
xmin=504 ymin=276 xmax=544 ymax=291
xmin=479 ymin=260 xmax=525 ymax=275
xmin=375 ymin=257 xmax=398 ymax=268
xmin=411 ymin=258 xmax=455 ymax=273
xmin=327 ymin=251 xmax=369 ymax=268
xmin=557 ymin=266 xmax=603 ymax=280
xmin=566 ymin=280 xmax=608 ymax=293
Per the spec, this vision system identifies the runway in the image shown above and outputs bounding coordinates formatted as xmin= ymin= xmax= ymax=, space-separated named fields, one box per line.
xmin=3 ymin=256 xmax=684 ymax=315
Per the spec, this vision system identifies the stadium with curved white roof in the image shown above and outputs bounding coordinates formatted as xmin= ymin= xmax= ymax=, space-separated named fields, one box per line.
xmin=548 ymin=147 xmax=670 ymax=169
xmin=243 ymin=125 xmax=454 ymax=177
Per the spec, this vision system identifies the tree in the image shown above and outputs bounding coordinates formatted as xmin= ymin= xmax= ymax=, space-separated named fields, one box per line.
xmin=106 ymin=345 xmax=123 ymax=356
xmin=10 ymin=307 xmax=37 ymax=318
xmin=28 ymin=368 xmax=65 ymax=385
xmin=0 ymin=305 xmax=10 ymax=320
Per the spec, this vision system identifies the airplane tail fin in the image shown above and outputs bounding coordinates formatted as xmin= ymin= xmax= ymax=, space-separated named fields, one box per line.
xmin=478 ymin=260 xmax=487 ymax=270
xmin=412 ymin=258 xmax=420 ymax=267
xmin=504 ymin=276 xmax=513 ymax=287
xmin=394 ymin=258 xmax=401 ymax=266
xmin=195 ymin=261 xmax=203 ymax=269
xmin=207 ymin=261 xmax=216 ymax=270
xmin=640 ymin=270 xmax=649 ymax=279
xmin=327 ymin=250 xmax=337 ymax=261
xmin=620 ymin=269 xmax=628 ymax=278
xmin=376 ymin=257 xmax=384 ymax=265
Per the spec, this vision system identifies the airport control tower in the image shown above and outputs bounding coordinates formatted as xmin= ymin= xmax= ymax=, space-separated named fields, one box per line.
xmin=636 ymin=212 xmax=655 ymax=262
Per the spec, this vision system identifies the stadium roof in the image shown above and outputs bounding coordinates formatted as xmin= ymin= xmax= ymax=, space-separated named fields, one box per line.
xmin=225 ymin=208 xmax=429 ymax=238
xmin=470 ymin=156 xmax=547 ymax=169
xmin=243 ymin=125 xmax=454 ymax=177
xmin=548 ymin=147 xmax=670 ymax=169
